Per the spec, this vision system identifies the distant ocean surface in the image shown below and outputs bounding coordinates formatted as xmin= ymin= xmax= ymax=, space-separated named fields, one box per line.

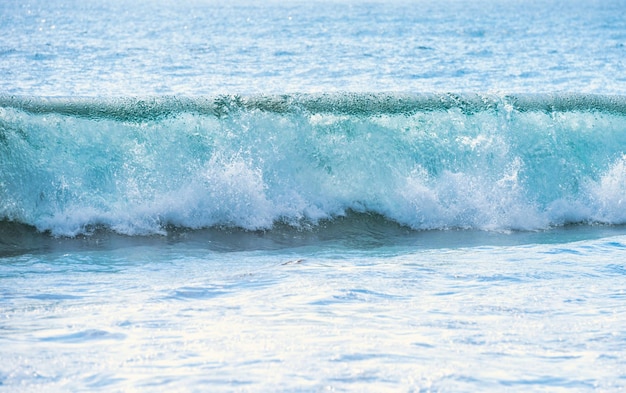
xmin=2 ymin=0 xmax=626 ymax=392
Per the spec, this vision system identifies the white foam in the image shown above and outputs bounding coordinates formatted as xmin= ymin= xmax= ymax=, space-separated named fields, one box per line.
xmin=2 ymin=98 xmax=626 ymax=236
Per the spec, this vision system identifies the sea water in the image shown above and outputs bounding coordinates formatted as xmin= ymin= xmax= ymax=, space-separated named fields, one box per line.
xmin=1 ymin=0 xmax=626 ymax=392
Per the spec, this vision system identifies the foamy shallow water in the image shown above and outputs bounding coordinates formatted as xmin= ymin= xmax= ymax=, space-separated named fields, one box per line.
xmin=2 ymin=225 xmax=626 ymax=392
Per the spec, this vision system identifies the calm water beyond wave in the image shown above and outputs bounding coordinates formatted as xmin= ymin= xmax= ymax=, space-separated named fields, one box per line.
xmin=1 ymin=0 xmax=626 ymax=391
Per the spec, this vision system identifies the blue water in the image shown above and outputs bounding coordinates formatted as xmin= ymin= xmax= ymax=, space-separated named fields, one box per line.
xmin=2 ymin=0 xmax=626 ymax=391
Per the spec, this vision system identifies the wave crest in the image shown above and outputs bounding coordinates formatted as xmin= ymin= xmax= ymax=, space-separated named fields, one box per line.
xmin=1 ymin=93 xmax=626 ymax=236
xmin=2 ymin=93 xmax=626 ymax=120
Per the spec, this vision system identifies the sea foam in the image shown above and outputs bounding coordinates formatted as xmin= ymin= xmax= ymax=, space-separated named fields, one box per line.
xmin=1 ymin=93 xmax=625 ymax=236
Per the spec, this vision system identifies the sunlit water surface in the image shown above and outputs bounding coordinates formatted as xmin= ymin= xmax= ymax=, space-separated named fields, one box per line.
xmin=2 ymin=0 xmax=626 ymax=391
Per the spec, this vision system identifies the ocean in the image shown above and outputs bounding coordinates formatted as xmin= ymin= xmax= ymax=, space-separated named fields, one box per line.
xmin=1 ymin=0 xmax=626 ymax=391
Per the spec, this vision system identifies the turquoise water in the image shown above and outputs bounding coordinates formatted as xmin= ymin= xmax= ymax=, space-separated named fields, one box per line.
xmin=2 ymin=94 xmax=626 ymax=236
xmin=2 ymin=0 xmax=626 ymax=391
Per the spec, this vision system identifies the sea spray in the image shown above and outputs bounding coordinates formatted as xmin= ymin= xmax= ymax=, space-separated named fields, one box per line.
xmin=1 ymin=93 xmax=625 ymax=236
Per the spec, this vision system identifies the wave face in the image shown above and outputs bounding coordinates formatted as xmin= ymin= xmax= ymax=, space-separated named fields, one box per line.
xmin=1 ymin=93 xmax=626 ymax=236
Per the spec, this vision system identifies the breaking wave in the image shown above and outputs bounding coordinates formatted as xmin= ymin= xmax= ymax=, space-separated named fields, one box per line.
xmin=1 ymin=93 xmax=625 ymax=236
